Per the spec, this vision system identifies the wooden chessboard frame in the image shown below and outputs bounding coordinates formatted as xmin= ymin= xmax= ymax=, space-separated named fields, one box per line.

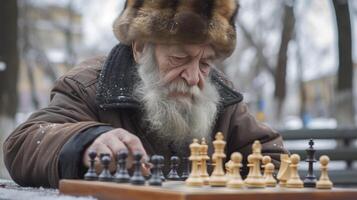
xmin=59 ymin=179 xmax=357 ymax=200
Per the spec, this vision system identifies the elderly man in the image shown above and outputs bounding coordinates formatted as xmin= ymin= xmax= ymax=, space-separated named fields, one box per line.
xmin=3 ymin=0 xmax=288 ymax=188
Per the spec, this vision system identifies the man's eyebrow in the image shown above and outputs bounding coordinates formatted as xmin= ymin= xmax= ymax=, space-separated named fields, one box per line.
xmin=203 ymin=54 xmax=216 ymax=60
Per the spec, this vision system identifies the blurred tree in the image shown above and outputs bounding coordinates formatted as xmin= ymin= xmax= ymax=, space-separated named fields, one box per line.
xmin=235 ymin=1 xmax=295 ymax=125
xmin=0 ymin=0 xmax=19 ymax=178
xmin=332 ymin=0 xmax=355 ymax=127
xmin=274 ymin=2 xmax=295 ymax=123
xmin=18 ymin=0 xmax=80 ymax=109
xmin=0 ymin=0 xmax=19 ymax=122
xmin=64 ymin=1 xmax=77 ymax=69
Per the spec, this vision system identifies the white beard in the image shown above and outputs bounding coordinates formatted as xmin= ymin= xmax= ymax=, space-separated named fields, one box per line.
xmin=134 ymin=45 xmax=220 ymax=147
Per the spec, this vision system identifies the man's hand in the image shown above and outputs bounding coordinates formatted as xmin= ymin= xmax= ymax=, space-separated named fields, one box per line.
xmin=83 ymin=128 xmax=150 ymax=175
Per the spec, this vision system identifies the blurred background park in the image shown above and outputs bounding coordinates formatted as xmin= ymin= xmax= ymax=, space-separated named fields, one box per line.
xmin=0 ymin=0 xmax=356 ymax=183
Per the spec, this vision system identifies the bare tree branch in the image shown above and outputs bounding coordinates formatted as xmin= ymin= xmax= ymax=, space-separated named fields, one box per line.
xmin=236 ymin=21 xmax=276 ymax=77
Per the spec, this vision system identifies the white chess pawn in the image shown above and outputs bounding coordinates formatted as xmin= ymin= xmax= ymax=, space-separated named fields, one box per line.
xmin=227 ymin=152 xmax=244 ymax=188
xmin=287 ymin=154 xmax=304 ymax=188
xmin=262 ymin=156 xmax=272 ymax=178
xmin=316 ymin=155 xmax=333 ymax=189
xmin=264 ymin=163 xmax=277 ymax=187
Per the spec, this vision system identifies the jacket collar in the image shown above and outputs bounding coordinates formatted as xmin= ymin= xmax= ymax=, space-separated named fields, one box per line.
xmin=96 ymin=44 xmax=243 ymax=110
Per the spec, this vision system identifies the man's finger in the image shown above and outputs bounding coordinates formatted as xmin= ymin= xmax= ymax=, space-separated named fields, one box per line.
xmin=89 ymin=142 xmax=113 ymax=173
xmin=83 ymin=141 xmax=112 ymax=167
xmin=101 ymin=136 xmax=128 ymax=159
xmin=115 ymin=130 xmax=149 ymax=161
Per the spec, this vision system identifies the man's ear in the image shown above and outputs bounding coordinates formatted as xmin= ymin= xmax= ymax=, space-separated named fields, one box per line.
xmin=132 ymin=41 xmax=145 ymax=64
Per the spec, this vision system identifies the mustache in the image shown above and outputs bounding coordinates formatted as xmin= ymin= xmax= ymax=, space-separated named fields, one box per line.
xmin=165 ymin=79 xmax=201 ymax=98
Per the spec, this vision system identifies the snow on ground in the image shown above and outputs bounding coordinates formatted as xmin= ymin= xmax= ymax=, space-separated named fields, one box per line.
xmin=0 ymin=179 xmax=96 ymax=200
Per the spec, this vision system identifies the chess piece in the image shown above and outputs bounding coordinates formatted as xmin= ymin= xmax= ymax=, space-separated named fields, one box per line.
xmin=244 ymin=140 xmax=265 ymax=188
xmin=186 ymin=139 xmax=204 ymax=186
xmin=158 ymin=155 xmax=166 ymax=181
xmin=225 ymin=160 xmax=234 ymax=180
xmin=200 ymin=138 xmax=210 ymax=185
xmin=287 ymin=154 xmax=304 ymax=188
xmin=304 ymin=139 xmax=317 ymax=187
xmin=316 ymin=155 xmax=333 ymax=189
xmin=98 ymin=154 xmax=113 ymax=182
xmin=149 ymin=155 xmax=162 ymax=186
xmin=209 ymin=132 xmax=227 ymax=187
xmin=114 ymin=150 xmax=130 ymax=183
xmin=84 ymin=150 xmax=98 ymax=181
xmin=130 ymin=152 xmax=146 ymax=185
xmin=277 ymin=154 xmax=291 ymax=187
xmin=181 ymin=157 xmax=190 ymax=180
xmin=227 ymin=152 xmax=244 ymax=188
xmin=167 ymin=156 xmax=181 ymax=180
xmin=262 ymin=155 xmax=272 ymax=178
xmin=244 ymin=156 xmax=253 ymax=184
xmin=264 ymin=163 xmax=277 ymax=187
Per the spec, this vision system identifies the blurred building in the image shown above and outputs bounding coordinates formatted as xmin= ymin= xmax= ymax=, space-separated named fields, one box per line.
xmin=303 ymin=64 xmax=357 ymax=119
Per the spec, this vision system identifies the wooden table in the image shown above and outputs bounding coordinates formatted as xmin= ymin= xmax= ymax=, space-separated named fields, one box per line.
xmin=59 ymin=179 xmax=357 ymax=200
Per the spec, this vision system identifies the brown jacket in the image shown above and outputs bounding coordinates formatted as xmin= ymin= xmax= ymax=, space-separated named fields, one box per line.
xmin=3 ymin=44 xmax=288 ymax=188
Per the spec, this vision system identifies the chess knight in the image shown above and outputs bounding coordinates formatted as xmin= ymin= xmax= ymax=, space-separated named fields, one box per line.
xmin=3 ymin=0 xmax=289 ymax=188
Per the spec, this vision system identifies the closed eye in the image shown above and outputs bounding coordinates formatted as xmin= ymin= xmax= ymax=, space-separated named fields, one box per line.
xmin=169 ymin=56 xmax=188 ymax=66
xmin=200 ymin=61 xmax=211 ymax=74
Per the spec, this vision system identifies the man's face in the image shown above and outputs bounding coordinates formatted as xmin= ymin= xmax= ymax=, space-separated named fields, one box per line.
xmin=133 ymin=43 xmax=219 ymax=146
xmin=154 ymin=44 xmax=216 ymax=99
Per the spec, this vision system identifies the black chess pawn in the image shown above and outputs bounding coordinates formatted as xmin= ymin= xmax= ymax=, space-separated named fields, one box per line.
xmin=304 ymin=139 xmax=317 ymax=187
xmin=148 ymin=155 xmax=162 ymax=186
xmin=114 ymin=150 xmax=130 ymax=183
xmin=98 ymin=154 xmax=113 ymax=182
xmin=158 ymin=155 xmax=166 ymax=181
xmin=181 ymin=157 xmax=190 ymax=180
xmin=167 ymin=156 xmax=181 ymax=180
xmin=84 ymin=150 xmax=98 ymax=181
xmin=130 ymin=152 xmax=146 ymax=185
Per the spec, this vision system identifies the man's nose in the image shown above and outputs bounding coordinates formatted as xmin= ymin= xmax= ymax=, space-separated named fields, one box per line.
xmin=180 ymin=62 xmax=200 ymax=86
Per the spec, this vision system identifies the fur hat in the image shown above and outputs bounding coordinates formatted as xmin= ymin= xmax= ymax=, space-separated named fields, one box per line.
xmin=113 ymin=0 xmax=239 ymax=58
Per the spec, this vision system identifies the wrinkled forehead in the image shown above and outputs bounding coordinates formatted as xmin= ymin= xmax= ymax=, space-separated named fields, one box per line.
xmin=157 ymin=43 xmax=216 ymax=59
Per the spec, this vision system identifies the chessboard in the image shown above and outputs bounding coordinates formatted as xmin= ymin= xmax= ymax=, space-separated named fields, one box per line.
xmin=59 ymin=179 xmax=357 ymax=200
xmin=59 ymin=132 xmax=357 ymax=200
